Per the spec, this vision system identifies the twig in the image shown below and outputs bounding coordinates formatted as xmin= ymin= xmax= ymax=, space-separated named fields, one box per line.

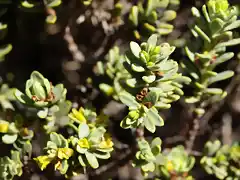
xmin=185 ymin=116 xmax=201 ymax=151
xmin=90 ymin=148 xmax=133 ymax=176
xmin=64 ymin=26 xmax=85 ymax=62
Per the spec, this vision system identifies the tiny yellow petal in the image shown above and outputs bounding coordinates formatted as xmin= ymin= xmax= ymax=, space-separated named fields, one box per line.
xmin=78 ymin=138 xmax=90 ymax=149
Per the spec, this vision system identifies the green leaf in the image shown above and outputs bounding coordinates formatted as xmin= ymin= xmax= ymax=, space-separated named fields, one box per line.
xmin=142 ymin=162 xmax=155 ymax=172
xmin=185 ymin=46 xmax=195 ymax=61
xmin=210 ymin=52 xmax=234 ymax=66
xmin=202 ymin=5 xmax=210 ymax=22
xmin=224 ymin=20 xmax=240 ymax=31
xmin=193 ymin=25 xmax=211 ymax=43
xmin=50 ymin=132 xmax=62 ymax=146
xmin=147 ymin=34 xmax=158 ymax=46
xmin=0 ymin=44 xmax=12 ymax=58
xmin=205 ymin=88 xmax=223 ymax=95
xmin=155 ymin=102 xmax=171 ymax=109
xmin=130 ymin=41 xmax=141 ymax=58
xmin=185 ymin=96 xmax=200 ymax=103
xmin=208 ymin=71 xmax=234 ymax=85
xmin=144 ymin=116 xmax=156 ymax=133
xmin=48 ymin=0 xmax=62 ymax=7
xmin=2 ymin=134 xmax=18 ymax=144
xmin=78 ymin=155 xmax=86 ymax=167
xmin=78 ymin=123 xmax=90 ymax=139
xmin=21 ymin=1 xmax=34 ymax=8
xmin=37 ymin=108 xmax=48 ymax=119
xmin=126 ymin=78 xmax=137 ymax=88
xmin=129 ymin=6 xmax=138 ymax=26
xmin=94 ymin=152 xmax=111 ymax=159
xmin=210 ymin=18 xmax=224 ymax=35
xmin=191 ymin=7 xmax=201 ymax=18
xmin=131 ymin=63 xmax=145 ymax=72
xmin=215 ymin=38 xmax=240 ymax=48
xmin=119 ymin=91 xmax=140 ymax=109
xmin=99 ymin=83 xmax=114 ymax=96
xmin=85 ymin=152 xmax=99 ymax=169
xmin=151 ymin=137 xmax=162 ymax=147
xmin=145 ymin=0 xmax=155 ymax=17
xmin=161 ymin=10 xmax=176 ymax=22
xmin=147 ymin=107 xmax=164 ymax=126
xmin=142 ymin=75 xmax=156 ymax=83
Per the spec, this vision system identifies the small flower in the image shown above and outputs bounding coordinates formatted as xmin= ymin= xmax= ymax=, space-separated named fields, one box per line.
xmin=99 ymin=137 xmax=114 ymax=149
xmin=166 ymin=160 xmax=174 ymax=172
xmin=78 ymin=138 xmax=90 ymax=149
xmin=0 ymin=120 xmax=9 ymax=133
xmin=34 ymin=156 xmax=53 ymax=171
xmin=57 ymin=148 xmax=74 ymax=160
xmin=68 ymin=107 xmax=87 ymax=123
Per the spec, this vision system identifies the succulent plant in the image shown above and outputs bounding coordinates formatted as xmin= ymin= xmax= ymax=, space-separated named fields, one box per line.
xmin=15 ymin=71 xmax=66 ymax=108
xmin=96 ymin=46 xmax=127 ymax=100
xmin=158 ymin=145 xmax=195 ymax=179
xmin=35 ymin=107 xmax=113 ymax=176
xmin=181 ymin=0 xmax=240 ymax=113
xmin=70 ymin=122 xmax=113 ymax=169
xmin=68 ymin=106 xmax=108 ymax=128
xmin=118 ymin=34 xmax=190 ymax=132
xmin=132 ymin=137 xmax=163 ymax=177
xmin=201 ymin=140 xmax=240 ymax=179
xmin=0 ymin=151 xmax=23 ymax=180
xmin=34 ymin=132 xmax=74 ymax=174
xmin=38 ymin=100 xmax=72 ymax=133
xmin=129 ymin=0 xmax=179 ymax=40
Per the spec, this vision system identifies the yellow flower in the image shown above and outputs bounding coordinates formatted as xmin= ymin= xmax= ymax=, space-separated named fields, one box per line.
xmin=57 ymin=148 xmax=74 ymax=160
xmin=99 ymin=135 xmax=114 ymax=149
xmin=166 ymin=160 xmax=174 ymax=172
xmin=0 ymin=120 xmax=9 ymax=133
xmin=34 ymin=155 xmax=53 ymax=170
xmin=68 ymin=107 xmax=87 ymax=123
xmin=78 ymin=138 xmax=90 ymax=149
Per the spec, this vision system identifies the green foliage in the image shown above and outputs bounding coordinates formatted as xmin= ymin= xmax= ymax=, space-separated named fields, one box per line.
xmin=129 ymin=0 xmax=179 ymax=40
xmin=14 ymin=71 xmax=71 ymax=132
xmin=0 ymin=115 xmax=33 ymax=155
xmin=0 ymin=151 xmax=23 ymax=180
xmin=182 ymin=0 xmax=240 ymax=113
xmin=96 ymin=46 xmax=127 ymax=100
xmin=118 ymin=34 xmax=190 ymax=132
xmin=132 ymin=137 xmax=163 ymax=177
xmin=0 ymin=0 xmax=61 ymax=24
xmin=0 ymin=84 xmax=16 ymax=110
xmin=201 ymin=140 xmax=240 ymax=179
xmin=158 ymin=145 xmax=195 ymax=179
xmin=15 ymin=71 xmax=66 ymax=108
xmin=35 ymin=107 xmax=113 ymax=177
xmin=34 ymin=132 xmax=73 ymax=174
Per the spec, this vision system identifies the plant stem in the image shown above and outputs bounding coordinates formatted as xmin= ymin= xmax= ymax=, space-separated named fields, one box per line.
xmin=185 ymin=116 xmax=201 ymax=151
xmin=68 ymin=123 xmax=79 ymax=132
